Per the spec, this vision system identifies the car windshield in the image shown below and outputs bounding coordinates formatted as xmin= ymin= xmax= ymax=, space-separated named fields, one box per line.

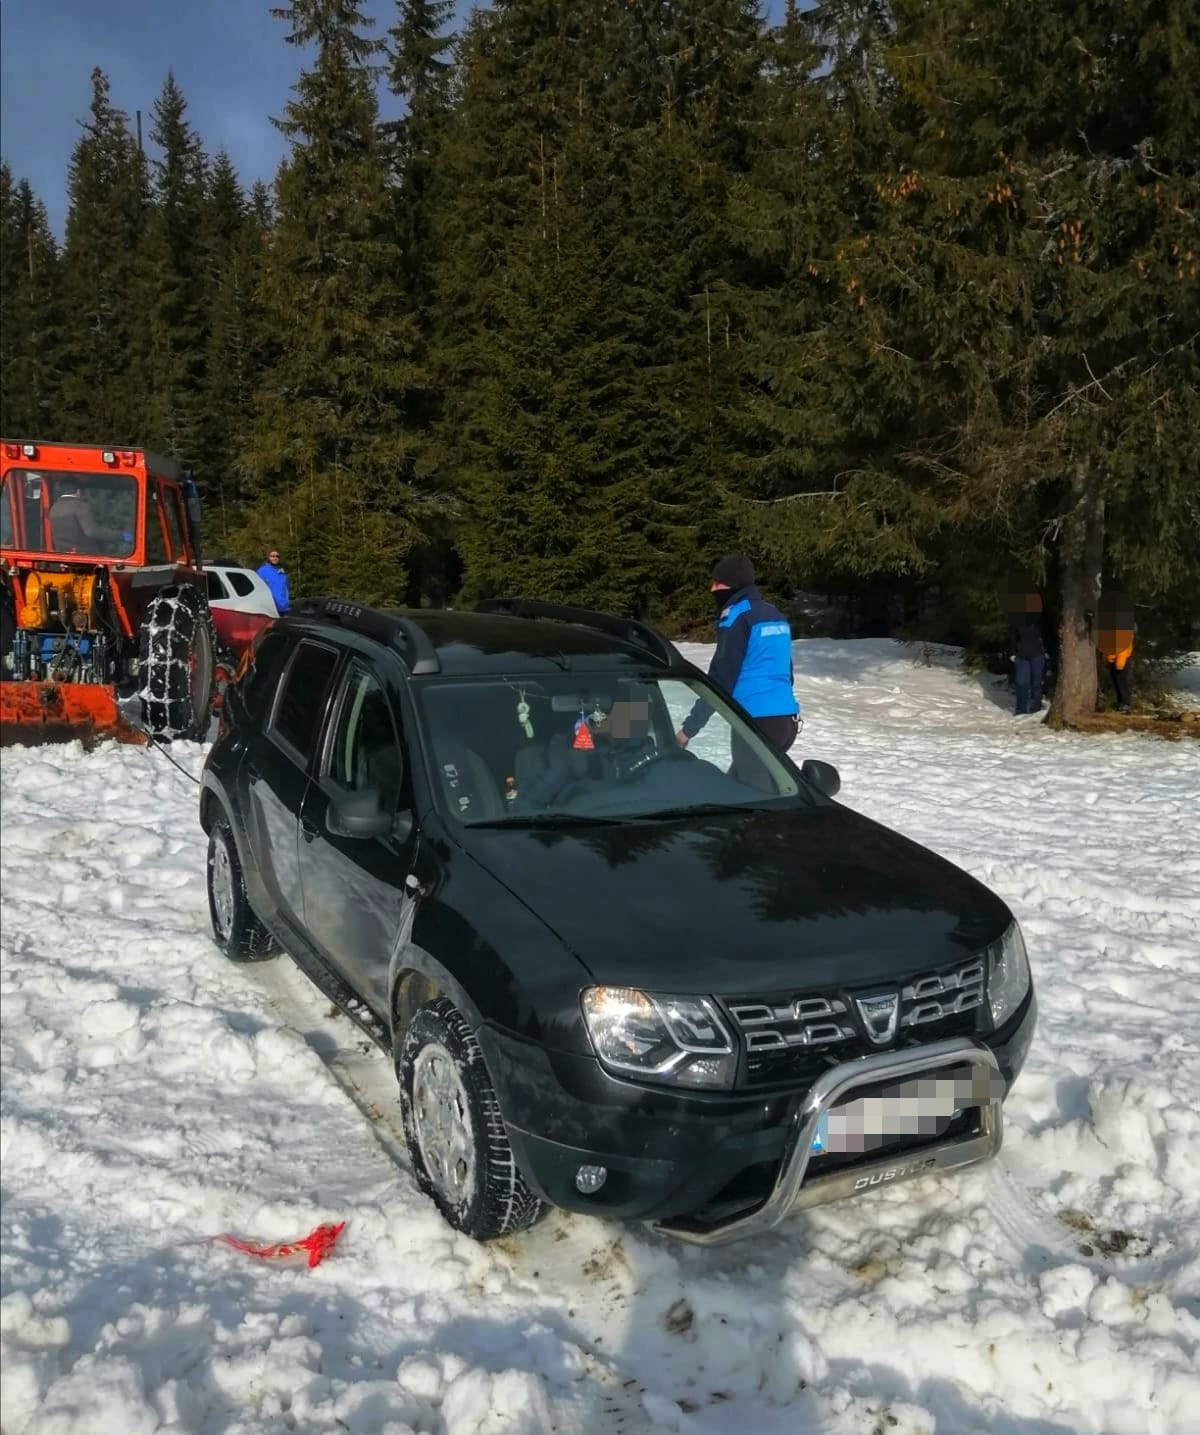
xmin=0 ymin=469 xmax=137 ymax=558
xmin=415 ymin=671 xmax=806 ymax=827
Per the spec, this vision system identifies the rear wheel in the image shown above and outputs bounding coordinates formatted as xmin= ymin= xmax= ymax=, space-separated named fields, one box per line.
xmin=206 ymin=818 xmax=276 ymax=961
xmin=399 ymin=997 xmax=542 ymax=1240
xmin=138 ymin=585 xmax=216 ymax=740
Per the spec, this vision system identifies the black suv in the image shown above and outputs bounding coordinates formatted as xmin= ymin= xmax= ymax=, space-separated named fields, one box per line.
xmin=200 ymin=597 xmax=1036 ymax=1246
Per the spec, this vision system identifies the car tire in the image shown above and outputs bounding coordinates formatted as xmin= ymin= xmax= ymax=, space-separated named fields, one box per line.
xmin=399 ymin=997 xmax=543 ymax=1241
xmin=138 ymin=584 xmax=216 ymax=740
xmin=206 ymin=818 xmax=277 ymax=962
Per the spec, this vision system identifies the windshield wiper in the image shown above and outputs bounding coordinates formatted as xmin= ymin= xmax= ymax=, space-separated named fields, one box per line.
xmin=467 ymin=812 xmax=627 ymax=829
xmin=627 ymin=802 xmax=764 ymax=821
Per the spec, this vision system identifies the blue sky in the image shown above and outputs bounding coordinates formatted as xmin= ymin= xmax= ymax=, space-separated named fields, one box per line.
xmin=2 ymin=1 xmax=788 ymax=237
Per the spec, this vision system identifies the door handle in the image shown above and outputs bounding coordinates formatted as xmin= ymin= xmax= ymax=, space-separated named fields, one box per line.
xmin=246 ymin=763 xmax=260 ymax=787
xmin=301 ymin=819 xmax=318 ymax=845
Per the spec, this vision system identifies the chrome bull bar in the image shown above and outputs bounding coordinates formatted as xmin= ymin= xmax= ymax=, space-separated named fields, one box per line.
xmin=654 ymin=1037 xmax=1003 ymax=1247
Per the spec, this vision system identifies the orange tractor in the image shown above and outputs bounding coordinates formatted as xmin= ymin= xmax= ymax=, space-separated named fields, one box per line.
xmin=1 ymin=440 xmax=264 ymax=747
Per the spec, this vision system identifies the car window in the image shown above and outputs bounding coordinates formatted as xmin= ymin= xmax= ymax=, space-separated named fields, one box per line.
xmin=239 ymin=629 xmax=290 ymax=720
xmin=327 ymin=665 xmax=404 ymax=811
xmin=270 ymin=640 xmax=340 ymax=761
xmin=229 ymin=571 xmax=255 ymax=598
xmin=207 ymin=571 xmax=229 ymax=601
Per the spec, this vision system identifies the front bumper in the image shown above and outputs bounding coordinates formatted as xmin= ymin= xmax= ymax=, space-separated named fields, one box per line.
xmin=482 ymin=987 xmax=1035 ymax=1244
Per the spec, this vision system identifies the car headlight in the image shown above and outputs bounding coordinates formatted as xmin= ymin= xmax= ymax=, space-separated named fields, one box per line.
xmin=581 ymin=986 xmax=736 ymax=1091
xmin=988 ymin=921 xmax=1031 ymax=1027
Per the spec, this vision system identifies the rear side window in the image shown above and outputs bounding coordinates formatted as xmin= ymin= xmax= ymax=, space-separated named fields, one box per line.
xmin=228 ymin=571 xmax=255 ymax=598
xmin=206 ymin=571 xmax=229 ymax=601
xmin=239 ymin=629 xmax=290 ymax=721
xmin=271 ymin=640 xmax=340 ymax=759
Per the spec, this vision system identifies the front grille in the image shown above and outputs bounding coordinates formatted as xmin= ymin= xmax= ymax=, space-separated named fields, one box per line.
xmin=725 ymin=956 xmax=987 ymax=1088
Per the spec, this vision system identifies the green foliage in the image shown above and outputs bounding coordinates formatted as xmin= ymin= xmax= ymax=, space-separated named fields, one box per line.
xmin=250 ymin=0 xmax=428 ymax=603
xmin=58 ymin=68 xmax=148 ymax=442
xmin=0 ymin=166 xmax=62 ymax=436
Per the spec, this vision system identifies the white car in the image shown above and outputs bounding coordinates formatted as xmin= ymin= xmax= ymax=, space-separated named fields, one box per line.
xmin=204 ymin=563 xmax=279 ymax=618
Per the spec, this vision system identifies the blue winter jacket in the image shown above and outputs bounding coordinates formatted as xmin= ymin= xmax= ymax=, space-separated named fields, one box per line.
xmin=256 ymin=562 xmax=290 ymax=613
xmin=682 ymin=585 xmax=799 ymax=739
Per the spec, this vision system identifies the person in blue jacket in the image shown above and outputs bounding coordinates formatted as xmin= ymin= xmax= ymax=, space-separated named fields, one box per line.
xmin=256 ymin=546 xmax=289 ymax=614
xmin=676 ymin=554 xmax=800 ymax=759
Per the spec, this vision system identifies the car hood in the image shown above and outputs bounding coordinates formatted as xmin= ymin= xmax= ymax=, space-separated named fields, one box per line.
xmin=457 ymin=803 xmax=1010 ymax=995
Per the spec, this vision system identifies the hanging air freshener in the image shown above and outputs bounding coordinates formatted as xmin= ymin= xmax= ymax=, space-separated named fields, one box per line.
xmin=572 ymin=713 xmax=595 ymax=750
xmin=517 ymin=691 xmax=534 ymax=739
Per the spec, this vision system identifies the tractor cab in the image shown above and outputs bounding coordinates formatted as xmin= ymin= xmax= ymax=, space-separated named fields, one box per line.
xmin=1 ymin=440 xmax=220 ymax=746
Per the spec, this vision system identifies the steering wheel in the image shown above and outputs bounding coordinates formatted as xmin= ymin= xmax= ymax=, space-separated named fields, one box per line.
xmin=616 ymin=744 xmax=692 ymax=783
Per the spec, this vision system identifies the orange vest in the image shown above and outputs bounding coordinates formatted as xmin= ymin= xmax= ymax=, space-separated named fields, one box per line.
xmin=1100 ymin=640 xmax=1133 ymax=669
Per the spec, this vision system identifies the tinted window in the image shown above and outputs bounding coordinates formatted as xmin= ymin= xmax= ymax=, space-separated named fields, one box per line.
xmin=271 ymin=641 xmax=339 ymax=759
xmin=229 ymin=571 xmax=256 ymax=597
xmin=145 ymin=486 xmax=169 ymax=563
xmin=207 ymin=571 xmax=229 ymax=601
xmin=239 ymin=629 xmax=290 ymax=721
xmin=161 ymin=486 xmax=185 ymax=561
xmin=328 ymin=665 xmax=404 ymax=810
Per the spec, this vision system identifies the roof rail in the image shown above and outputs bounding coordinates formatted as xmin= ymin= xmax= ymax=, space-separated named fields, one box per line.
xmin=288 ymin=596 xmax=441 ymax=675
xmin=475 ymin=597 xmax=678 ymax=669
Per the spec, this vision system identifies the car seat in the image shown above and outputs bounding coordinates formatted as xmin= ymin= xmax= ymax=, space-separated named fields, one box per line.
xmin=433 ymin=739 xmax=506 ymax=822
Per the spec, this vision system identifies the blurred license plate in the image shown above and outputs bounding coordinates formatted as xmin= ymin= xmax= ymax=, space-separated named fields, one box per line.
xmin=809 ymin=1071 xmax=997 ymax=1157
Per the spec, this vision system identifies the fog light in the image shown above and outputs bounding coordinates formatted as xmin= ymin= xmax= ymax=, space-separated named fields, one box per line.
xmin=575 ymin=1164 xmax=607 ymax=1195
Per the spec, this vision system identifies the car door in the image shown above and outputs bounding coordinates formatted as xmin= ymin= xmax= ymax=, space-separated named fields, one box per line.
xmin=242 ymin=637 xmax=343 ymax=933
xmin=298 ymin=657 xmax=417 ymax=1014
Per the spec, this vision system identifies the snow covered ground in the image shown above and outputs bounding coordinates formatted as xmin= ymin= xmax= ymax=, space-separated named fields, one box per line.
xmin=2 ymin=639 xmax=1198 ymax=1435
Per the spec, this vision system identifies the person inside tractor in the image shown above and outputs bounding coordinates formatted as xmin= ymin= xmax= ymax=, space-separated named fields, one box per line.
xmin=47 ymin=477 xmax=133 ymax=557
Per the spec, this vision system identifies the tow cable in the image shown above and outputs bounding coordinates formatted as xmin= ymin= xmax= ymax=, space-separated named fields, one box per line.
xmin=143 ymin=730 xmax=202 ymax=787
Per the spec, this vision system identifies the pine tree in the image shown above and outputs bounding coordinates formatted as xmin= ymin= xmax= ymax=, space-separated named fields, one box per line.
xmin=250 ymin=0 xmax=426 ymax=603
xmin=59 ymin=68 xmax=148 ymax=441
xmin=0 ymin=166 xmax=62 ymax=437
xmin=729 ymin=0 xmax=1199 ymax=710
xmin=432 ymin=0 xmax=769 ymax=619
xmin=130 ymin=73 xmax=211 ymax=467
xmin=387 ymin=0 xmax=455 ymax=312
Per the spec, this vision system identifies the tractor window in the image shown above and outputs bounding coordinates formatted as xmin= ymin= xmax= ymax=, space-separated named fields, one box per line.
xmin=160 ymin=486 xmax=186 ymax=562
xmin=28 ymin=472 xmax=138 ymax=558
xmin=145 ymin=485 xmax=170 ymax=564
xmin=0 ymin=474 xmax=14 ymax=546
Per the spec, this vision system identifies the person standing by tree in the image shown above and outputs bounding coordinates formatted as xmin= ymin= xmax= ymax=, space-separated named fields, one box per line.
xmin=1007 ymin=586 xmax=1050 ymax=716
xmin=1096 ymin=591 xmax=1135 ymax=713
xmin=256 ymin=546 xmax=289 ymax=614
xmin=676 ymin=554 xmax=800 ymax=757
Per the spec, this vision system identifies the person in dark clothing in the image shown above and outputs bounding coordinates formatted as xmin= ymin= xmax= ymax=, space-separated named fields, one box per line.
xmin=1097 ymin=592 xmax=1136 ymax=713
xmin=1007 ymin=591 xmax=1050 ymax=715
xmin=676 ymin=555 xmax=800 ymax=759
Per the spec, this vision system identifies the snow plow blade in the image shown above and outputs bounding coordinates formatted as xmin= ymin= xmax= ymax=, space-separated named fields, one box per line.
xmin=0 ymin=682 xmax=146 ymax=749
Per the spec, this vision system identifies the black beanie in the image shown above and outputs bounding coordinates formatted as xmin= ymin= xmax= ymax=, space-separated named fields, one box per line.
xmin=711 ymin=553 xmax=755 ymax=590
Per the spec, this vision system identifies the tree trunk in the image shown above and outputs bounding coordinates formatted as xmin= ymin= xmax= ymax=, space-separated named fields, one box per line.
xmin=1051 ymin=465 xmax=1105 ymax=725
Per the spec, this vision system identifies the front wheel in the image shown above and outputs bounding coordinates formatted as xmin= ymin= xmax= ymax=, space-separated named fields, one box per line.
xmin=398 ymin=998 xmax=542 ymax=1241
xmin=138 ymin=585 xmax=216 ymax=740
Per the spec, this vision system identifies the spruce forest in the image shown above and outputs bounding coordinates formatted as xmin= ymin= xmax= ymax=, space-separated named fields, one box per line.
xmin=1 ymin=0 xmax=1197 ymax=719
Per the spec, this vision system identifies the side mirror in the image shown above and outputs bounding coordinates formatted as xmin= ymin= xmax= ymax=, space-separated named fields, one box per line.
xmin=327 ymin=789 xmax=394 ymax=840
xmin=800 ymin=759 xmax=841 ymax=799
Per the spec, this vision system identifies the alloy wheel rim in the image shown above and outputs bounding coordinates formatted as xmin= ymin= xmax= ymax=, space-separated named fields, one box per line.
xmin=412 ymin=1043 xmax=476 ymax=1209
xmin=210 ymin=834 xmax=234 ymax=940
